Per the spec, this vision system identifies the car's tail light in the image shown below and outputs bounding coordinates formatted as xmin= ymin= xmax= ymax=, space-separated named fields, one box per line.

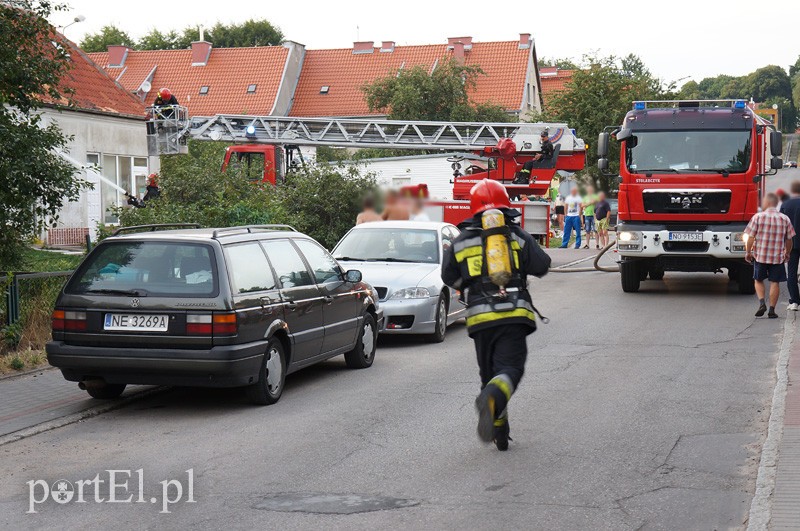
xmin=186 ymin=312 xmax=237 ymax=336
xmin=52 ymin=310 xmax=87 ymax=331
xmin=186 ymin=314 xmax=212 ymax=335
xmin=212 ymin=312 xmax=237 ymax=335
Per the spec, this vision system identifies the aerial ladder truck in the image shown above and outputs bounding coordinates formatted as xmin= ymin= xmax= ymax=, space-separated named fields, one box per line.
xmin=146 ymin=108 xmax=587 ymax=241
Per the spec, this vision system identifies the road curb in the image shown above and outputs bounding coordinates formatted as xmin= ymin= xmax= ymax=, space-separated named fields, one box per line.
xmin=0 ymin=386 xmax=166 ymax=448
xmin=747 ymin=313 xmax=795 ymax=530
xmin=0 ymin=364 xmax=56 ymax=382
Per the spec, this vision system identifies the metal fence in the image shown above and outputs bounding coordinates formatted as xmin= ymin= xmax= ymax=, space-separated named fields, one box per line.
xmin=2 ymin=271 xmax=73 ymax=326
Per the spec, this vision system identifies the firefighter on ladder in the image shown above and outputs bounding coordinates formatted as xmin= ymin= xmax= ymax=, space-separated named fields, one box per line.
xmin=442 ymin=179 xmax=551 ymax=450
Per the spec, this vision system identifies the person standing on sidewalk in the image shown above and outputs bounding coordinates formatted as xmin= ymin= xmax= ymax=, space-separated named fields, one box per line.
xmin=780 ymin=180 xmax=800 ymax=311
xmin=745 ymin=193 xmax=795 ymax=318
xmin=595 ymin=192 xmax=612 ymax=248
xmin=560 ymin=187 xmax=583 ymax=249
xmin=582 ymin=185 xmax=598 ymax=249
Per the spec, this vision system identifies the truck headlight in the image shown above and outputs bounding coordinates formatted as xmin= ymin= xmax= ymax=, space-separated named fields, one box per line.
xmin=617 ymin=231 xmax=642 ymax=252
xmin=732 ymin=232 xmax=747 ymax=252
xmin=391 ymin=287 xmax=431 ymax=299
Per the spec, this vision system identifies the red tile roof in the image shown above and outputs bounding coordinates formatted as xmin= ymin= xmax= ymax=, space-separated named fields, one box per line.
xmin=540 ymin=67 xmax=574 ymax=106
xmin=290 ymin=41 xmax=531 ymax=117
xmin=42 ymin=39 xmax=146 ymax=119
xmin=88 ymin=46 xmax=290 ymax=116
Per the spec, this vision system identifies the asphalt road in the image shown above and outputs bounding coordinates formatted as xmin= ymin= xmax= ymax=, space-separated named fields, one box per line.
xmin=0 ymin=254 xmax=784 ymax=530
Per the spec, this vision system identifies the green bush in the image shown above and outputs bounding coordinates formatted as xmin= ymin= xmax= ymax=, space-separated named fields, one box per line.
xmin=112 ymin=142 xmax=377 ymax=250
xmin=1 ymin=322 xmax=22 ymax=349
xmin=9 ymin=356 xmax=24 ymax=371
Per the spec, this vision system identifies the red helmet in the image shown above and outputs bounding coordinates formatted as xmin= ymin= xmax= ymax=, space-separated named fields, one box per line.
xmin=147 ymin=173 xmax=158 ymax=185
xmin=777 ymin=188 xmax=787 ymax=196
xmin=470 ymin=179 xmax=510 ymax=215
xmin=158 ymin=88 xmax=171 ymax=100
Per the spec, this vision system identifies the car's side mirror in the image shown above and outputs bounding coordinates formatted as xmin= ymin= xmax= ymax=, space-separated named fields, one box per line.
xmin=598 ymin=158 xmax=609 ymax=171
xmin=344 ymin=270 xmax=362 ymax=283
xmin=770 ymin=130 xmax=783 ymax=157
xmin=771 ymin=157 xmax=784 ymax=170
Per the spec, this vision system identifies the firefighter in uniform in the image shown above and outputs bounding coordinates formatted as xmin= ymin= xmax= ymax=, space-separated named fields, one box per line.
xmin=513 ymin=130 xmax=555 ymax=184
xmin=153 ymin=88 xmax=179 ymax=118
xmin=442 ymin=179 xmax=551 ymax=450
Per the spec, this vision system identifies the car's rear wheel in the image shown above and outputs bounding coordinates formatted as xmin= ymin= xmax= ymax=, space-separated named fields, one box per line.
xmin=427 ymin=294 xmax=448 ymax=343
xmin=246 ymin=338 xmax=286 ymax=405
xmin=345 ymin=312 xmax=376 ymax=369
xmin=85 ymin=383 xmax=126 ymax=399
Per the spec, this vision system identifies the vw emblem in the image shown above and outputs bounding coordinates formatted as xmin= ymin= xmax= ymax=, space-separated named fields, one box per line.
xmin=130 ymin=298 xmax=140 ymax=308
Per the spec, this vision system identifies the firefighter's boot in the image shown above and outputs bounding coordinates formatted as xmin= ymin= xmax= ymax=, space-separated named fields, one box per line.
xmin=475 ymin=376 xmax=512 ymax=443
xmin=493 ymin=415 xmax=511 ymax=451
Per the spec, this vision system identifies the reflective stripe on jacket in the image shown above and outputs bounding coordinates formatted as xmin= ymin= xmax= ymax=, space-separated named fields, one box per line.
xmin=442 ymin=212 xmax=551 ymax=336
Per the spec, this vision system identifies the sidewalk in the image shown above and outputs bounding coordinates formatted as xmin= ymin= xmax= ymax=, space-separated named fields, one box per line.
xmin=0 ymin=368 xmax=153 ymax=443
xmin=771 ymin=315 xmax=800 ymax=529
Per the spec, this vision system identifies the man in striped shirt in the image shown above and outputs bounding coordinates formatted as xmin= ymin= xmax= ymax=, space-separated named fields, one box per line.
xmin=745 ymin=193 xmax=796 ymax=318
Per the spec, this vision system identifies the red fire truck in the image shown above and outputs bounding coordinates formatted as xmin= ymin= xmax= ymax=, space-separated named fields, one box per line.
xmin=201 ymin=117 xmax=586 ymax=241
xmin=597 ymin=100 xmax=784 ymax=293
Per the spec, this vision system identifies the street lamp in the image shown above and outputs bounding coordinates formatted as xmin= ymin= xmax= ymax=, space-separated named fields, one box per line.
xmin=60 ymin=15 xmax=85 ymax=35
xmin=772 ymin=103 xmax=783 ymax=131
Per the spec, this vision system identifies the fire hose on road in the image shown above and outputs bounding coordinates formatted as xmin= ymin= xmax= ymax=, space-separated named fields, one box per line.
xmin=548 ymin=229 xmax=619 ymax=273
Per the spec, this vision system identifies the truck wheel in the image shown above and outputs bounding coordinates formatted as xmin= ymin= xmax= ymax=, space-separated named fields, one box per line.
xmin=620 ymin=261 xmax=641 ymax=293
xmin=345 ymin=312 xmax=377 ymax=369
xmin=649 ymin=265 xmax=665 ymax=281
xmin=246 ymin=338 xmax=286 ymax=405
xmin=86 ymin=383 xmax=126 ymax=399
xmin=737 ymin=263 xmax=755 ymax=295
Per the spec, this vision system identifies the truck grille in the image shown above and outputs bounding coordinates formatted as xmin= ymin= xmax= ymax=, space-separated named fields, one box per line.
xmin=662 ymin=241 xmax=710 ymax=253
xmin=643 ymin=191 xmax=731 ymax=214
xmin=375 ymin=287 xmax=388 ymax=300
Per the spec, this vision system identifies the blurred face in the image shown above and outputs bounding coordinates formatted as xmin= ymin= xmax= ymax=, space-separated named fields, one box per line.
xmin=586 ymin=186 xmax=595 ymax=195
xmin=598 ymin=192 xmax=606 ymax=201
xmin=570 ymin=188 xmax=578 ymax=197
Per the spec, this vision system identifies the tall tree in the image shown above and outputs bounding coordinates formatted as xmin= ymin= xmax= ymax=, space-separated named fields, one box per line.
xmin=541 ymin=54 xmax=668 ymax=189
xmin=79 ymin=24 xmax=134 ymax=52
xmin=539 ymin=57 xmax=579 ymax=70
xmin=138 ymin=28 xmax=182 ymax=50
xmin=362 ymin=58 xmax=512 ymax=122
xmin=0 ymin=0 xmax=85 ymax=269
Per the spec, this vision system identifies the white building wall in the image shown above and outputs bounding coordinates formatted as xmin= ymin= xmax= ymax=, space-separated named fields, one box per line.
xmin=348 ymin=155 xmax=471 ymax=200
xmin=38 ymin=109 xmax=148 ymax=244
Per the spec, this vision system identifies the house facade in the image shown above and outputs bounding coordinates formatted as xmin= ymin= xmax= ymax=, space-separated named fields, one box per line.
xmin=40 ymin=40 xmax=148 ymax=245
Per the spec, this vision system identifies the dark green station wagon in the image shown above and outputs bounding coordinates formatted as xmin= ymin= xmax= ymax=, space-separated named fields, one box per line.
xmin=46 ymin=224 xmax=382 ymax=405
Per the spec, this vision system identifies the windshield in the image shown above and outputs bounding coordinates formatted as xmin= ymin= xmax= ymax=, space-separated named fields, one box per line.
xmin=626 ymin=130 xmax=751 ymax=173
xmin=334 ymin=228 xmax=439 ymax=264
xmin=66 ymin=241 xmax=218 ymax=297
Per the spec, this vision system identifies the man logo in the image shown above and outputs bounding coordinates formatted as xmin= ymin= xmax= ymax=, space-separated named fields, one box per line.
xmin=51 ymin=480 xmax=74 ymax=504
xmin=130 ymin=298 xmax=140 ymax=308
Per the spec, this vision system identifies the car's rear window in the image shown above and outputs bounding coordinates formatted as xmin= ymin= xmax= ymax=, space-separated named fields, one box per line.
xmin=65 ymin=241 xmax=218 ymax=298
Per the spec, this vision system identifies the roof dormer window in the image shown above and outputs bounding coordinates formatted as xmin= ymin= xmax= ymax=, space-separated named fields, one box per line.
xmin=199 ymin=86 xmax=210 ymax=95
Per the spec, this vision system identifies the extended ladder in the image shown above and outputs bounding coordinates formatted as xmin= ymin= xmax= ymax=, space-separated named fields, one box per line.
xmin=148 ymin=111 xmax=585 ymax=154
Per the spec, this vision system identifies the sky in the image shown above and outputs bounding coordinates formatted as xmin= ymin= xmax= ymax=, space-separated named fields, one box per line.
xmin=51 ymin=0 xmax=798 ymax=84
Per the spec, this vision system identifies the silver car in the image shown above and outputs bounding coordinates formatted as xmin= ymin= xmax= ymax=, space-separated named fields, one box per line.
xmin=333 ymin=221 xmax=466 ymax=342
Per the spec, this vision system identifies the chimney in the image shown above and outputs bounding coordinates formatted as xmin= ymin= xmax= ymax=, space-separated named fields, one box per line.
xmin=107 ymin=45 xmax=131 ymax=68
xmin=519 ymin=33 xmax=531 ymax=49
xmin=380 ymin=41 xmax=395 ymax=53
xmin=447 ymin=36 xmax=473 ymax=50
xmin=452 ymin=41 xmax=465 ymax=64
xmin=353 ymin=41 xmax=374 ymax=54
xmin=191 ymin=41 xmax=212 ymax=67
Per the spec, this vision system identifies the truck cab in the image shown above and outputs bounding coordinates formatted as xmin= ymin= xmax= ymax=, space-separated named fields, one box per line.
xmin=598 ymin=100 xmax=783 ymax=293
